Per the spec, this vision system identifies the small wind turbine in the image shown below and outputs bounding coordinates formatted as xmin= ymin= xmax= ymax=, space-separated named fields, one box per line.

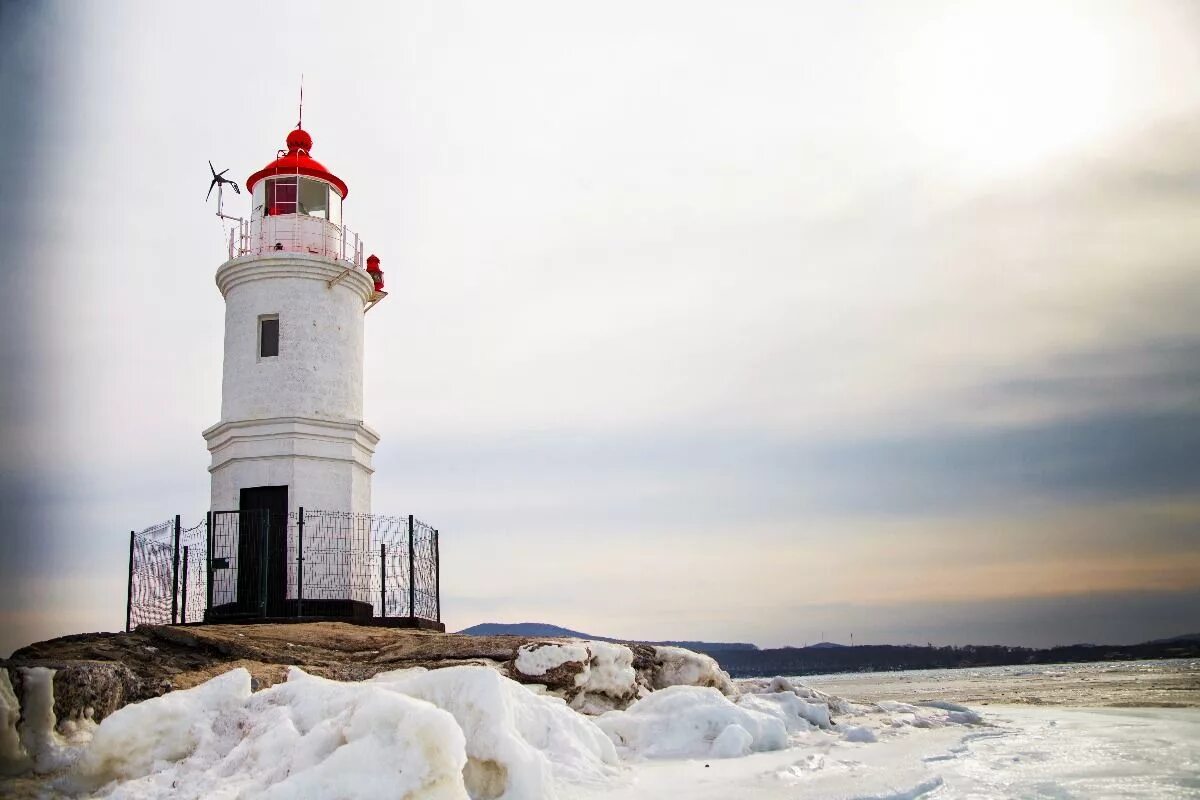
xmin=207 ymin=161 xmax=241 ymax=219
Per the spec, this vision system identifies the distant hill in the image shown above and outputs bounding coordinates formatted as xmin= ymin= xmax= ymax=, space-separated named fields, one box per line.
xmin=1145 ymin=632 xmax=1200 ymax=645
xmin=457 ymin=622 xmax=758 ymax=654
xmin=808 ymin=642 xmax=848 ymax=649
xmin=460 ymin=623 xmax=592 ymax=639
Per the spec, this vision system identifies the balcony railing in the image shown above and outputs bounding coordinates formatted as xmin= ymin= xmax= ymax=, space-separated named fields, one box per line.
xmin=226 ymin=214 xmax=365 ymax=268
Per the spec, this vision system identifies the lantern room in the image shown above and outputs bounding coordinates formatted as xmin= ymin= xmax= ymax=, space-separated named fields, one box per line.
xmin=234 ymin=126 xmax=363 ymax=265
xmin=247 ymin=128 xmax=347 ymax=221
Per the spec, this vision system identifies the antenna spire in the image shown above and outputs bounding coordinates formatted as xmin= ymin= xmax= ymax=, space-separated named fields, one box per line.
xmin=298 ymin=73 xmax=304 ymax=129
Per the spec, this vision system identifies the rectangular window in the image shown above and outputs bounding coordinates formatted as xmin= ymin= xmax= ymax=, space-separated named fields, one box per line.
xmin=259 ymin=316 xmax=279 ymax=358
xmin=266 ymin=178 xmax=297 ymax=215
xmin=299 ymin=178 xmax=329 ymax=219
xmin=329 ymin=192 xmax=342 ymax=227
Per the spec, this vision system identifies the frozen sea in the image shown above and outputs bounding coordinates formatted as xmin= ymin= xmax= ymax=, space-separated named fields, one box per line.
xmin=801 ymin=658 xmax=1200 ymax=709
xmin=579 ymin=659 xmax=1200 ymax=799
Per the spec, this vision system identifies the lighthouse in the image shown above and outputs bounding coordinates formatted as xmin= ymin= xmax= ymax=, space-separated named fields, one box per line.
xmin=118 ymin=123 xmax=441 ymax=629
xmin=202 ymin=124 xmax=385 ymax=533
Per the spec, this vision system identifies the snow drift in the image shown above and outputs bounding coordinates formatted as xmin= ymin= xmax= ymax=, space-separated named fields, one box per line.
xmin=368 ymin=666 xmax=618 ymax=796
xmin=596 ymin=685 xmax=788 ymax=759
xmin=74 ymin=668 xmax=469 ymax=799
xmin=1 ymin=640 xmax=989 ymax=799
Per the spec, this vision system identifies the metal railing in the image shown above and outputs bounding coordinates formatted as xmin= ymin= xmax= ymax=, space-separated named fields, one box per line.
xmin=126 ymin=509 xmax=440 ymax=629
xmin=226 ymin=214 xmax=365 ymax=268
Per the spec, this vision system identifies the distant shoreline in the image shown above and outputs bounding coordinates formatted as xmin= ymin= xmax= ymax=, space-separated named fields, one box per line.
xmin=707 ymin=640 xmax=1200 ymax=678
xmin=792 ymin=658 xmax=1200 ymax=708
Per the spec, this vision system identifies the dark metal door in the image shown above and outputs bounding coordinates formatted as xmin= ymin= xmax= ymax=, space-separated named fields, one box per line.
xmin=239 ymin=486 xmax=288 ymax=616
xmin=208 ymin=509 xmax=270 ymax=619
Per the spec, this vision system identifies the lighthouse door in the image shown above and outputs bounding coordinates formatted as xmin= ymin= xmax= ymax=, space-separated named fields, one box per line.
xmin=239 ymin=486 xmax=289 ymax=617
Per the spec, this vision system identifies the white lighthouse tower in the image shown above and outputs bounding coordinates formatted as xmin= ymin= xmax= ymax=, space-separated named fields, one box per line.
xmin=202 ymin=124 xmax=386 ymax=525
xmin=115 ymin=118 xmax=443 ymax=630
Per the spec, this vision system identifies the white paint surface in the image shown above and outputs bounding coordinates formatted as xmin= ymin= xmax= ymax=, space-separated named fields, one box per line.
xmin=204 ymin=250 xmax=378 ymax=517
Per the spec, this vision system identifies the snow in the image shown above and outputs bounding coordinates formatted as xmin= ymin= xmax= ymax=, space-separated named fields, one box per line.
xmin=741 ymin=675 xmax=857 ymax=715
xmin=652 ymin=646 xmax=735 ymax=694
xmin=75 ymin=668 xmax=252 ymax=787
xmin=840 ymin=724 xmax=878 ymax=743
xmin=595 ymin=685 xmax=788 ymax=760
xmin=73 ymin=667 xmax=469 ymax=800
xmin=368 ymin=665 xmax=618 ymax=796
xmin=737 ymin=691 xmax=833 ymax=731
xmin=512 ymin=640 xmax=639 ymax=712
xmin=574 ymin=641 xmax=637 ymax=701
xmin=0 ymin=661 xmax=986 ymax=797
xmin=514 ymin=643 xmax=590 ymax=678
xmin=5 ymin=656 xmax=1194 ymax=799
xmin=710 ymin=724 xmax=755 ymax=758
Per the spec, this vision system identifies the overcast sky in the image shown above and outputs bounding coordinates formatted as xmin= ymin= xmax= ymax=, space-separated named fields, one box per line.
xmin=2 ymin=0 xmax=1199 ymax=656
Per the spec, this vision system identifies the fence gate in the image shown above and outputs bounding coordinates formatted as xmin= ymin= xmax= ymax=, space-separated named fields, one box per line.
xmin=206 ymin=509 xmax=270 ymax=620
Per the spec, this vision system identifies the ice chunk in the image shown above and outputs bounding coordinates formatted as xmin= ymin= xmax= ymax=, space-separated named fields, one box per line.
xmin=0 ymin=669 xmax=30 ymax=774
xmin=741 ymin=675 xmax=857 ymax=715
xmin=514 ymin=643 xmax=591 ymax=678
xmin=17 ymin=667 xmax=90 ymax=774
xmin=918 ymin=700 xmax=983 ymax=724
xmin=652 ymin=646 xmax=735 ymax=694
xmin=596 ymin=685 xmax=787 ymax=759
xmin=877 ymin=699 xmax=983 ymax=727
xmin=371 ymin=664 xmax=618 ymax=797
xmin=72 ymin=667 xmax=470 ymax=800
xmin=737 ymin=691 xmax=831 ymax=731
xmin=841 ymin=725 xmax=878 ymax=743
xmin=710 ymin=724 xmax=754 ymax=758
xmin=919 ymin=700 xmax=970 ymax=713
xmin=75 ymin=667 xmax=251 ymax=785
xmin=513 ymin=641 xmax=638 ymax=712
xmin=577 ymin=641 xmax=637 ymax=699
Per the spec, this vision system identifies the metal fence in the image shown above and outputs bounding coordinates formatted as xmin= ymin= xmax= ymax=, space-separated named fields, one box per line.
xmin=126 ymin=509 xmax=441 ymax=630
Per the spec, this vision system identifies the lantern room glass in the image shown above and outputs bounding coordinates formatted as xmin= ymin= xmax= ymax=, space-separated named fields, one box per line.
xmin=329 ymin=191 xmax=342 ymax=227
xmin=299 ymin=179 xmax=328 ymax=219
xmin=262 ymin=177 xmax=341 ymax=221
xmin=266 ymin=177 xmax=297 ymax=215
xmin=252 ymin=182 xmax=265 ymax=217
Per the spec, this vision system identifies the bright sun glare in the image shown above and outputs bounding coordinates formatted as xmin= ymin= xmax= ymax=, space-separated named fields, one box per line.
xmin=906 ymin=5 xmax=1121 ymax=176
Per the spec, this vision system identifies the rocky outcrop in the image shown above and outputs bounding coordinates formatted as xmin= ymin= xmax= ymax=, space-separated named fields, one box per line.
xmin=7 ymin=662 xmax=144 ymax=728
xmin=2 ymin=623 xmax=738 ymax=733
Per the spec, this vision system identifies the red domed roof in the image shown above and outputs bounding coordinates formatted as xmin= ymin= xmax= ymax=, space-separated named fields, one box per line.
xmin=246 ymin=126 xmax=348 ymax=198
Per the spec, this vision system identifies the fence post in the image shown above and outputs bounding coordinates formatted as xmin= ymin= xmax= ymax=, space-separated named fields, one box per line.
xmin=434 ymin=529 xmax=440 ymax=623
xmin=171 ymin=514 xmax=181 ymax=625
xmin=126 ymin=530 xmax=136 ymax=632
xmin=380 ymin=543 xmax=387 ymax=618
xmin=181 ymin=546 xmax=189 ymax=624
xmin=296 ymin=506 xmax=305 ymax=619
xmin=407 ymin=515 xmax=416 ymax=620
xmin=205 ymin=512 xmax=213 ymax=622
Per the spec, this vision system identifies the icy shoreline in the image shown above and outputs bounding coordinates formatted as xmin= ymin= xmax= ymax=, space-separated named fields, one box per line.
xmin=1 ymin=641 xmax=988 ymax=799
xmin=8 ymin=647 xmax=1193 ymax=799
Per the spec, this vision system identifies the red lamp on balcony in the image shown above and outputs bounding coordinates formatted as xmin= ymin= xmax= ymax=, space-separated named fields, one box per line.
xmin=366 ymin=254 xmax=384 ymax=293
